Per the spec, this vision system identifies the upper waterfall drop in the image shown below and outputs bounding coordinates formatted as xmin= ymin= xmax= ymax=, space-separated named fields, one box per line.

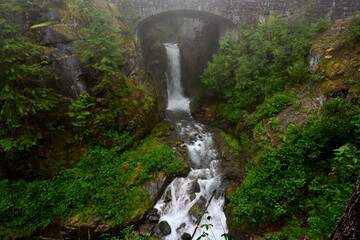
xmin=164 ymin=43 xmax=191 ymax=112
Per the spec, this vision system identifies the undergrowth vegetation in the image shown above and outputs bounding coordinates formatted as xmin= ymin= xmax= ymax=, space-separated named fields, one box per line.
xmin=229 ymin=97 xmax=360 ymax=237
xmin=0 ymin=123 xmax=182 ymax=237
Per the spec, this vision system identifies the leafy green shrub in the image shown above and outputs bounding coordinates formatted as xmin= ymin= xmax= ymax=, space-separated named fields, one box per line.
xmin=344 ymin=14 xmax=360 ymax=48
xmin=251 ymin=93 xmax=296 ymax=123
xmin=0 ymin=179 xmax=56 ymax=237
xmin=67 ymin=94 xmax=97 ymax=139
xmin=67 ymin=94 xmax=134 ymax=149
xmin=306 ymin=144 xmax=360 ymax=237
xmin=229 ymin=98 xmax=355 ymax=229
xmin=313 ymin=17 xmax=331 ymax=34
xmin=201 ymin=12 xmax=314 ymax=123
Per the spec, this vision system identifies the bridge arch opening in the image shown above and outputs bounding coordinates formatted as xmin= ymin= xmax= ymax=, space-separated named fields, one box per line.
xmin=137 ymin=10 xmax=236 ymax=109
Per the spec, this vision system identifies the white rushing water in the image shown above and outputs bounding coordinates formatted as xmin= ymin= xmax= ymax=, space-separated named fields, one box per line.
xmin=164 ymin=43 xmax=191 ymax=112
xmin=154 ymin=43 xmax=228 ymax=240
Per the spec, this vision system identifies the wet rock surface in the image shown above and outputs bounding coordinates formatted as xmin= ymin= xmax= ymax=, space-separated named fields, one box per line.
xmin=138 ymin=223 xmax=156 ymax=236
xmin=190 ymin=193 xmax=196 ymax=201
xmin=47 ymin=42 xmax=87 ymax=99
xmin=330 ymin=175 xmax=360 ymax=240
xmin=35 ymin=25 xmax=77 ymax=46
xmin=176 ymin=222 xmax=186 ymax=233
xmin=27 ymin=10 xmax=61 ymax=26
xmin=188 ymin=195 xmax=207 ymax=219
xmin=187 ymin=180 xmax=201 ymax=194
xmin=159 ymin=221 xmax=172 ymax=235
xmin=164 ymin=189 xmax=172 ymax=202
xmin=142 ymin=172 xmax=173 ymax=203
xmin=181 ymin=232 xmax=192 ymax=240
xmin=147 ymin=208 xmax=160 ymax=223
xmin=27 ymin=9 xmax=88 ymax=99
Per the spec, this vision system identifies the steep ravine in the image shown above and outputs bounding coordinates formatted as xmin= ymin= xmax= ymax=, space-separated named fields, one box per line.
xmin=3 ymin=1 xmax=360 ymax=239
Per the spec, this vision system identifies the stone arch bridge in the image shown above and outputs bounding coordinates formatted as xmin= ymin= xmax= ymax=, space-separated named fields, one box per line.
xmin=134 ymin=0 xmax=360 ymax=37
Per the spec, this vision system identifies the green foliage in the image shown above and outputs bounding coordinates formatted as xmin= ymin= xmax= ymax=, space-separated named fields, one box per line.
xmin=102 ymin=225 xmax=151 ymax=240
xmin=75 ymin=0 xmax=126 ymax=94
xmin=67 ymin=93 xmax=135 ymax=150
xmin=1 ymin=0 xmax=62 ymax=10
xmin=344 ymin=14 xmax=360 ymax=48
xmin=220 ymin=130 xmax=242 ymax=153
xmin=120 ymin=225 xmax=150 ymax=240
xmin=201 ymin=13 xmax=316 ymax=123
xmin=229 ymin=98 xmax=358 ymax=237
xmin=306 ymin=144 xmax=360 ymax=237
xmin=0 ymin=130 xmax=182 ymax=237
xmin=251 ymin=93 xmax=296 ymax=123
xmin=104 ymin=128 xmax=134 ymax=152
xmin=0 ymin=179 xmax=56 ymax=237
xmin=196 ymin=214 xmax=231 ymax=240
xmin=0 ymin=9 xmax=60 ymax=152
xmin=313 ymin=17 xmax=331 ymax=34
xmin=67 ymin=94 xmax=96 ymax=139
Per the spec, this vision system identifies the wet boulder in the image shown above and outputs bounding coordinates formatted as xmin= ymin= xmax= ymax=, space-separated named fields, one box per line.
xmin=147 ymin=208 xmax=160 ymax=223
xmin=176 ymin=222 xmax=186 ymax=233
xmin=138 ymin=223 xmax=156 ymax=236
xmin=182 ymin=232 xmax=192 ymax=240
xmin=189 ymin=195 xmax=207 ymax=219
xmin=47 ymin=43 xmax=87 ymax=99
xmin=159 ymin=221 xmax=172 ymax=236
xmin=179 ymin=161 xmax=191 ymax=177
xmin=164 ymin=189 xmax=172 ymax=202
xmin=187 ymin=180 xmax=201 ymax=194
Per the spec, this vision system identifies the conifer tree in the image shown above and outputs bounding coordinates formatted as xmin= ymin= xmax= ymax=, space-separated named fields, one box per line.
xmin=76 ymin=1 xmax=126 ymax=95
xmin=0 ymin=3 xmax=59 ymax=151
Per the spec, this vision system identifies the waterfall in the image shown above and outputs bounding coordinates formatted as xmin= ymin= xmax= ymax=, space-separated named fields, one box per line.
xmin=154 ymin=43 xmax=228 ymax=240
xmin=164 ymin=43 xmax=190 ymax=112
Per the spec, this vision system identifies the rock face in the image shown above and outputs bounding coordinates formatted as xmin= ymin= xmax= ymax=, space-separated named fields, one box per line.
xmin=27 ymin=10 xmax=61 ymax=26
xmin=179 ymin=20 xmax=219 ymax=100
xmin=330 ymin=176 xmax=360 ymax=240
xmin=28 ymin=10 xmax=88 ymax=100
xmin=47 ymin=42 xmax=87 ymax=99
